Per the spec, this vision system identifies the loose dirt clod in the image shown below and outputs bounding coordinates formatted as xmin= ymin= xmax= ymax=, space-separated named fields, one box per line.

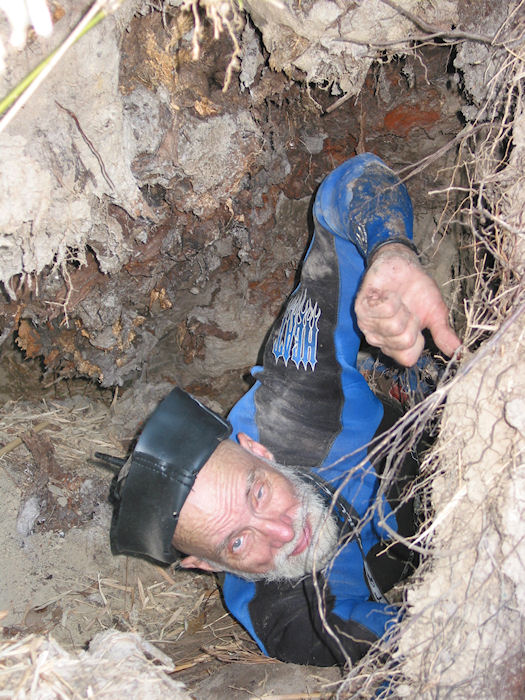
xmin=0 ymin=630 xmax=190 ymax=699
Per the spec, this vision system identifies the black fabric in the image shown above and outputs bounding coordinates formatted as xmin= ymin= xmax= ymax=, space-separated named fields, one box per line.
xmin=370 ymin=395 xmax=419 ymax=535
xmin=367 ymin=236 xmax=419 ymax=266
xmin=365 ymin=395 xmax=420 ymax=593
xmin=254 ymin=229 xmax=345 ymax=468
xmin=248 ymin=575 xmax=378 ymax=666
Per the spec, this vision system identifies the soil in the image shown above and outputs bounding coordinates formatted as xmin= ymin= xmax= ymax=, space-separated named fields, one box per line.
xmin=0 ymin=349 xmax=341 ymax=698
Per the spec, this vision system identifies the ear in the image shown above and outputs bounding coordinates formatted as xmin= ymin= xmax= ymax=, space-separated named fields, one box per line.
xmin=179 ymin=555 xmax=222 ymax=573
xmin=237 ymin=432 xmax=274 ymax=461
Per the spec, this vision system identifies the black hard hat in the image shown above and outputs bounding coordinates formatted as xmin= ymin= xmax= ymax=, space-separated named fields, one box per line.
xmin=109 ymin=388 xmax=232 ymax=564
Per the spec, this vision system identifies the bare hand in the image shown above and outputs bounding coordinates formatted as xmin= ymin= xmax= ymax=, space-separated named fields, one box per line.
xmin=355 ymin=244 xmax=461 ymax=367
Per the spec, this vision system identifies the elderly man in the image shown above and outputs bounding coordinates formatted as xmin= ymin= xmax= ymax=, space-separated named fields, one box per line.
xmin=108 ymin=153 xmax=460 ymax=666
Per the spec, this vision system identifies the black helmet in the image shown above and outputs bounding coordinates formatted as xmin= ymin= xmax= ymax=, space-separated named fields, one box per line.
xmin=108 ymin=388 xmax=232 ymax=564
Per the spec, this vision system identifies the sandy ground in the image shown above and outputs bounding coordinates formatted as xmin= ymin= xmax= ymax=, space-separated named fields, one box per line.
xmin=0 ymin=350 xmax=341 ymax=698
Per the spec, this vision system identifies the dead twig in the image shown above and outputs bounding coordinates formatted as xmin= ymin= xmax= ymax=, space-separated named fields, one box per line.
xmin=22 ymin=427 xmax=65 ymax=480
xmin=0 ymin=421 xmax=51 ymax=459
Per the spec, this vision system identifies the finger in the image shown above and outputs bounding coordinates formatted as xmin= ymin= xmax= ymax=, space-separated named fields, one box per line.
xmin=429 ymin=317 xmax=462 ymax=357
xmin=361 ymin=331 xmax=382 ymax=347
xmin=376 ymin=315 xmax=421 ymax=352
xmin=382 ymin=331 xmax=425 ymax=367
xmin=360 ymin=312 xmax=419 ymax=351
xmin=355 ymin=287 xmax=401 ymax=320
xmin=367 ymin=305 xmax=413 ymax=340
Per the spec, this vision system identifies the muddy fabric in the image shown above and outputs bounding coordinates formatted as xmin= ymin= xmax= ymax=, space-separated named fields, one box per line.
xmin=223 ymin=154 xmax=416 ymax=665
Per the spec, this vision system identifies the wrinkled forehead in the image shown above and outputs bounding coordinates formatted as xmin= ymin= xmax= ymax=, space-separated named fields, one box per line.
xmin=171 ymin=448 xmax=252 ymax=556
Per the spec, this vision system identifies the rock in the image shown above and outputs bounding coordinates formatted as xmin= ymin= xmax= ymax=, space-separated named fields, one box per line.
xmin=16 ymin=496 xmax=41 ymax=537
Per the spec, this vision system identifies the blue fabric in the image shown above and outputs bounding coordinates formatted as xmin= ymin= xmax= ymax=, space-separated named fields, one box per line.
xmin=220 ymin=576 xmax=267 ymax=653
xmin=313 ymin=152 xmax=413 ymax=261
xmin=222 ymin=154 xmax=414 ymax=659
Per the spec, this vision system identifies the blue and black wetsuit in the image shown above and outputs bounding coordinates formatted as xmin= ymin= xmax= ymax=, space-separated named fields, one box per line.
xmin=223 ymin=154 xmax=419 ymax=666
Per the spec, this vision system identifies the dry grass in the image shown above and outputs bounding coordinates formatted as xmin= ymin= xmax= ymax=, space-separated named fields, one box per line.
xmin=0 ymin=397 xmax=122 ymax=467
xmin=329 ymin=12 xmax=525 ymax=698
xmin=0 ymin=394 xmax=265 ymax=696
xmin=0 ymin=629 xmax=189 ymax=699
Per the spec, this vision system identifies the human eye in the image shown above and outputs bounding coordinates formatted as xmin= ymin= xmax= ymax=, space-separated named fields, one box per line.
xmin=231 ymin=535 xmax=244 ymax=554
xmin=251 ymin=474 xmax=268 ymax=510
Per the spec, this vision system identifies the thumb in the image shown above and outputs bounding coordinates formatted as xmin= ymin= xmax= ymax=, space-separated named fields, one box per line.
xmin=429 ymin=317 xmax=461 ymax=358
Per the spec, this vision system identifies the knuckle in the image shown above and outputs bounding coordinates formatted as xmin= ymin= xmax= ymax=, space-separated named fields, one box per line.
xmin=399 ymin=326 xmax=418 ymax=347
xmin=388 ymin=315 xmax=407 ymax=336
xmin=365 ymin=332 xmax=381 ymax=346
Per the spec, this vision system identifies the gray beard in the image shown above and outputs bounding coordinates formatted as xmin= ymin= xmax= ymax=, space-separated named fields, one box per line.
xmin=205 ymin=461 xmax=339 ymax=583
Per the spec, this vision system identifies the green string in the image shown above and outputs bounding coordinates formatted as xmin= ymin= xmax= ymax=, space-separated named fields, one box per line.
xmin=0 ymin=8 xmax=107 ymax=117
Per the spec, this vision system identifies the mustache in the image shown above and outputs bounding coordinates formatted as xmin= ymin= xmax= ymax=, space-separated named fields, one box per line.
xmin=212 ymin=458 xmax=339 ymax=583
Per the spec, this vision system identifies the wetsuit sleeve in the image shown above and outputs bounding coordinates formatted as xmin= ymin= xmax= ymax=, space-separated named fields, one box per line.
xmin=222 ymin=572 xmax=398 ymax=666
xmin=248 ymin=577 xmax=383 ymax=666
xmin=313 ymin=153 xmax=416 ymax=263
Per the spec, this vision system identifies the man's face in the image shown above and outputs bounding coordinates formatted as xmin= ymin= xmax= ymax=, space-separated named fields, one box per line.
xmin=172 ymin=437 xmax=338 ymax=581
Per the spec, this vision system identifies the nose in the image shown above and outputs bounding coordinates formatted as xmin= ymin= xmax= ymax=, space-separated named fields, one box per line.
xmin=256 ymin=515 xmax=295 ymax=547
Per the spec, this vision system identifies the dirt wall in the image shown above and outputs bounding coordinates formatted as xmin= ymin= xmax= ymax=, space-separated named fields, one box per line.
xmin=1 ymin=0 xmax=464 ymax=406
